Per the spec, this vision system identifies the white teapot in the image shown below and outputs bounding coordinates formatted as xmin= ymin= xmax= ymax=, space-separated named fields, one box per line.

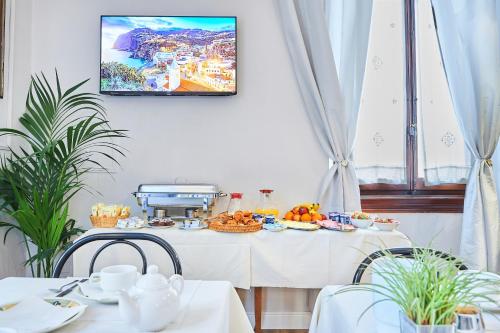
xmin=118 ymin=265 xmax=184 ymax=332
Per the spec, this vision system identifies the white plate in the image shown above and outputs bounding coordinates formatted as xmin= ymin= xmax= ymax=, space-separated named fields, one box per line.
xmin=0 ymin=298 xmax=86 ymax=333
xmin=147 ymin=223 xmax=175 ymax=229
xmin=263 ymin=223 xmax=287 ymax=232
xmin=178 ymin=223 xmax=208 ymax=231
xmin=74 ymin=281 xmax=119 ymax=304
xmin=115 ymin=225 xmax=144 ymax=230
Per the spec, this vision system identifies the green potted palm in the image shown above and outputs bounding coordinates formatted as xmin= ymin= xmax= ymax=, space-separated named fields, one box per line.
xmin=339 ymin=248 xmax=500 ymax=333
xmin=0 ymin=71 xmax=127 ymax=277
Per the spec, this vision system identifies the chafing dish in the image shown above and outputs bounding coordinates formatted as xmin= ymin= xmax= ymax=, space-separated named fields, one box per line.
xmin=133 ymin=184 xmax=226 ymax=219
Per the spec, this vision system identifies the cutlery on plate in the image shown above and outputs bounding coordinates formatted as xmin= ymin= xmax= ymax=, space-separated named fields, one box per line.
xmin=49 ymin=279 xmax=79 ymax=293
xmin=55 ymin=279 xmax=88 ymax=297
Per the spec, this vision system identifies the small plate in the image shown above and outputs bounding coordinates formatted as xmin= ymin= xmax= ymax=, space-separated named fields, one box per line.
xmin=147 ymin=223 xmax=175 ymax=229
xmin=263 ymin=223 xmax=287 ymax=232
xmin=74 ymin=281 xmax=119 ymax=304
xmin=0 ymin=298 xmax=86 ymax=333
xmin=178 ymin=223 xmax=208 ymax=231
xmin=115 ymin=225 xmax=144 ymax=230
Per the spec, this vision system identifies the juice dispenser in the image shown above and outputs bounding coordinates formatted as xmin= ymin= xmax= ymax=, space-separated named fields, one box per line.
xmin=255 ymin=189 xmax=279 ymax=218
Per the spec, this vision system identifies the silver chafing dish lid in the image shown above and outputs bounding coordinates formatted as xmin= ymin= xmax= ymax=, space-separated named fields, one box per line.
xmin=135 ymin=184 xmax=221 ymax=195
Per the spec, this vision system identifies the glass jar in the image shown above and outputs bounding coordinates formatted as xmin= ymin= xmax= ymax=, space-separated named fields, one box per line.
xmin=255 ymin=189 xmax=279 ymax=218
xmin=227 ymin=192 xmax=243 ymax=215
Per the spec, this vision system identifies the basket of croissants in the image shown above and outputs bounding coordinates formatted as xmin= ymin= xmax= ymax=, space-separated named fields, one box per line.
xmin=206 ymin=211 xmax=262 ymax=233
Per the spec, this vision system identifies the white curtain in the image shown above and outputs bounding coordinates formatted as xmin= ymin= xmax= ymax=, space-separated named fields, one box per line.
xmin=417 ymin=0 xmax=472 ymax=185
xmin=432 ymin=0 xmax=500 ymax=272
xmin=354 ymin=0 xmax=407 ymax=185
xmin=275 ymin=0 xmax=373 ymax=212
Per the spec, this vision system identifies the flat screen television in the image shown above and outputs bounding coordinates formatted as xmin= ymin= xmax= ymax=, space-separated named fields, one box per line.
xmin=100 ymin=16 xmax=237 ymax=96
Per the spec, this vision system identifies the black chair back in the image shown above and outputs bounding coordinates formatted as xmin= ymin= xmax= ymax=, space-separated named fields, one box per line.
xmin=352 ymin=247 xmax=467 ymax=284
xmin=53 ymin=232 xmax=182 ymax=278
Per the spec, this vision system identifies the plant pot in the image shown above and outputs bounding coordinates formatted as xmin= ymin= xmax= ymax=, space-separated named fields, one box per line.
xmin=400 ymin=312 xmax=455 ymax=333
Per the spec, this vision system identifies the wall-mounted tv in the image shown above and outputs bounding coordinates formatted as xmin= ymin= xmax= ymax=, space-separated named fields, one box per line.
xmin=100 ymin=16 xmax=237 ymax=96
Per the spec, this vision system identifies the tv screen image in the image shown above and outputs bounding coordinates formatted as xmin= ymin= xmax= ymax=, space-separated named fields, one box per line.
xmin=100 ymin=16 xmax=237 ymax=95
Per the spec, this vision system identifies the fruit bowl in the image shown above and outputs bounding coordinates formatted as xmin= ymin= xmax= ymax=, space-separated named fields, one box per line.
xmin=351 ymin=218 xmax=373 ymax=229
xmin=283 ymin=203 xmax=326 ymax=223
xmin=373 ymin=218 xmax=400 ymax=231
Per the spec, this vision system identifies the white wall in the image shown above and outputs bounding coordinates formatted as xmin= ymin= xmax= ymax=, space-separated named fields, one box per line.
xmin=0 ymin=0 xmax=32 ymax=279
xmin=29 ymin=0 xmax=325 ymax=226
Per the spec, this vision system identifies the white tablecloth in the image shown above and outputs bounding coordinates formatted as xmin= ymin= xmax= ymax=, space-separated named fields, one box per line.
xmin=73 ymin=228 xmax=411 ymax=289
xmin=0 ymin=277 xmax=253 ymax=333
xmin=309 ymin=285 xmax=500 ymax=333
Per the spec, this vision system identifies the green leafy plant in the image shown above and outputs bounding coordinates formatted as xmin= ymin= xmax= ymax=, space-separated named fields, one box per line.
xmin=338 ymin=248 xmax=500 ymax=326
xmin=0 ymin=70 xmax=127 ymax=277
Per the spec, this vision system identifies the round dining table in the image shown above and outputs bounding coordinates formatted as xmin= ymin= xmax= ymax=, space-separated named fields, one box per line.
xmin=0 ymin=277 xmax=253 ymax=333
xmin=309 ymin=285 xmax=500 ymax=333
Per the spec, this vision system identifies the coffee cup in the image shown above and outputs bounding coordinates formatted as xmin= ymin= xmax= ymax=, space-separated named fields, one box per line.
xmin=89 ymin=265 xmax=138 ymax=292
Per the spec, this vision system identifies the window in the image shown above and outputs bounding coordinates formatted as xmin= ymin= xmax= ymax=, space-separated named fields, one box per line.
xmin=353 ymin=0 xmax=469 ymax=212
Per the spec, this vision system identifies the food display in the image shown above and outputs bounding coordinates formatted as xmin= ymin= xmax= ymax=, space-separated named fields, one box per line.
xmin=283 ymin=202 xmax=327 ymax=222
xmin=350 ymin=211 xmax=374 ymax=229
xmin=373 ymin=217 xmax=400 ymax=231
xmin=317 ymin=219 xmax=356 ymax=232
xmin=207 ymin=211 xmax=262 ymax=233
xmin=148 ymin=218 xmax=175 ymax=228
xmin=116 ymin=216 xmax=145 ymax=229
xmin=91 ymin=203 xmax=130 ymax=217
xmin=279 ymin=220 xmax=321 ymax=231
xmin=90 ymin=203 xmax=131 ymax=228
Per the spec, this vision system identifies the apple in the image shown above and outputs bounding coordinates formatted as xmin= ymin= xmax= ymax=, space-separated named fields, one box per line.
xmin=298 ymin=207 xmax=309 ymax=215
xmin=321 ymin=214 xmax=327 ymax=220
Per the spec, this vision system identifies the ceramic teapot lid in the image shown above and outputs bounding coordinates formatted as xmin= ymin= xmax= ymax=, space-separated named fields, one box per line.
xmin=136 ymin=265 xmax=168 ymax=290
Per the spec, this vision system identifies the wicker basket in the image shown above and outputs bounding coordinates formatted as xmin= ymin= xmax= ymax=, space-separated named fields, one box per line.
xmin=90 ymin=214 xmax=130 ymax=228
xmin=208 ymin=222 xmax=262 ymax=233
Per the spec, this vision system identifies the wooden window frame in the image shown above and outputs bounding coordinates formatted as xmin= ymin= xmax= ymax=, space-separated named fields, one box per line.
xmin=360 ymin=0 xmax=465 ymax=213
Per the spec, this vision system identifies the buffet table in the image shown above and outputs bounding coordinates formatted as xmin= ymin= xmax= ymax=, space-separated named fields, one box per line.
xmin=73 ymin=227 xmax=411 ymax=332
xmin=73 ymin=227 xmax=411 ymax=288
xmin=0 ymin=277 xmax=254 ymax=333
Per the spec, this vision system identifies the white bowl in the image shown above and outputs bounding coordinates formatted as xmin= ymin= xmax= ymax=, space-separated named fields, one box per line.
xmin=351 ymin=218 xmax=373 ymax=229
xmin=373 ymin=220 xmax=400 ymax=231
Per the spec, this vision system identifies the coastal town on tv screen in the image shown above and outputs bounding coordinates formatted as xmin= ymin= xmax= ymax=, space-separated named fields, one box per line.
xmin=100 ymin=16 xmax=236 ymax=93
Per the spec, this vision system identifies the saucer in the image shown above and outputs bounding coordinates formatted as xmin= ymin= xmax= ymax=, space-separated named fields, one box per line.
xmin=177 ymin=222 xmax=208 ymax=230
xmin=74 ymin=281 xmax=120 ymax=304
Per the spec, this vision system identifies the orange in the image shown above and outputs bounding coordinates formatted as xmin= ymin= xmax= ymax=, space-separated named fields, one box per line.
xmin=311 ymin=213 xmax=322 ymax=221
xmin=293 ymin=214 xmax=301 ymax=221
xmin=300 ymin=213 xmax=312 ymax=222
xmin=284 ymin=211 xmax=294 ymax=220
xmin=292 ymin=206 xmax=300 ymax=214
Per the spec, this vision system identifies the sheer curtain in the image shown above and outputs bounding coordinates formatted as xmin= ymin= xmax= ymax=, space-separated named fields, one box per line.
xmin=432 ymin=0 xmax=500 ymax=272
xmin=353 ymin=0 xmax=407 ymax=184
xmin=275 ymin=0 xmax=372 ymax=212
xmin=417 ymin=0 xmax=472 ymax=185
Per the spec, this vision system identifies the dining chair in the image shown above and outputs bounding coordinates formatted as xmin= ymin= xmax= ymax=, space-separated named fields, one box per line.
xmin=352 ymin=247 xmax=468 ymax=284
xmin=52 ymin=232 xmax=182 ymax=278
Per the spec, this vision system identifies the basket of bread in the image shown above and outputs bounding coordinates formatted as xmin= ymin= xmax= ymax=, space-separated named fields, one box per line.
xmin=90 ymin=203 xmax=131 ymax=228
xmin=206 ymin=211 xmax=262 ymax=233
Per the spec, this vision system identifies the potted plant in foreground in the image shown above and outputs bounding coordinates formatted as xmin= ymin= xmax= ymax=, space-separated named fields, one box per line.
xmin=338 ymin=248 xmax=500 ymax=333
xmin=0 ymin=71 xmax=127 ymax=277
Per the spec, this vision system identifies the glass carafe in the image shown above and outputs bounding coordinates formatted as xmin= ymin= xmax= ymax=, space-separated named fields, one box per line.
xmin=227 ymin=192 xmax=243 ymax=215
xmin=255 ymin=189 xmax=279 ymax=218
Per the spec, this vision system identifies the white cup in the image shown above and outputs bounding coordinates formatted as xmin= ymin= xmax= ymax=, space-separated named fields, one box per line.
xmin=90 ymin=265 xmax=138 ymax=292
